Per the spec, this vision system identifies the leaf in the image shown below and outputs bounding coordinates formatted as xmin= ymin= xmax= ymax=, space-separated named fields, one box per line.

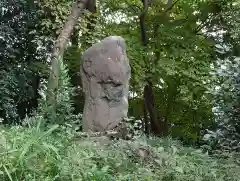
xmin=175 ymin=166 xmax=184 ymax=173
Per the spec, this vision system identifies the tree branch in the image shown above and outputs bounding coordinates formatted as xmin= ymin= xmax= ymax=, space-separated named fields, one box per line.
xmin=139 ymin=0 xmax=149 ymax=46
xmin=130 ymin=5 xmax=142 ymax=14
xmin=47 ymin=0 xmax=88 ymax=106
xmin=164 ymin=0 xmax=180 ymax=13
xmin=194 ymin=14 xmax=214 ymax=34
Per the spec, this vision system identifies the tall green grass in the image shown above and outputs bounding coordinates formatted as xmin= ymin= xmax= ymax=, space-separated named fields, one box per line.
xmin=0 ymin=125 xmax=240 ymax=181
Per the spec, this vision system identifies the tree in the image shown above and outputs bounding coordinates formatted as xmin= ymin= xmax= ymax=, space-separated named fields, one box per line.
xmin=2 ymin=0 xmax=239 ymax=148
xmin=98 ymin=0 xmax=219 ymax=142
xmin=205 ymin=1 xmax=240 ymax=152
xmin=0 ymin=0 xmax=50 ymax=122
xmin=47 ymin=0 xmax=89 ymax=112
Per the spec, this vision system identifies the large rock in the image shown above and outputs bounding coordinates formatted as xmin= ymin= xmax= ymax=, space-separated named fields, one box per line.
xmin=80 ymin=36 xmax=131 ymax=132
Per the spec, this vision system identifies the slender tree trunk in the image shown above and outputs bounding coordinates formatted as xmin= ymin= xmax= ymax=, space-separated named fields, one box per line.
xmin=71 ymin=28 xmax=79 ymax=46
xmin=143 ymin=97 xmax=149 ymax=134
xmin=69 ymin=29 xmax=84 ymax=115
xmin=47 ymin=0 xmax=88 ymax=108
xmin=142 ymin=0 xmax=179 ymax=136
xmin=139 ymin=0 xmax=163 ymax=136
xmin=27 ymin=74 xmax=40 ymax=114
xmin=144 ymin=82 xmax=163 ymax=135
xmin=71 ymin=0 xmax=96 ymax=114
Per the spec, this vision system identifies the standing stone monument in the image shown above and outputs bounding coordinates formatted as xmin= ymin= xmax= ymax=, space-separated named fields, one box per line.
xmin=80 ymin=36 xmax=131 ymax=132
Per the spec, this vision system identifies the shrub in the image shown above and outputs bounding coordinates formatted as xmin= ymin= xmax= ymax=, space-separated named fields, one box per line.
xmin=0 ymin=125 xmax=240 ymax=181
xmin=23 ymin=58 xmax=82 ymax=132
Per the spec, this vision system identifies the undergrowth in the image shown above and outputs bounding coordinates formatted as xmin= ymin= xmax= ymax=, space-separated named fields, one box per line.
xmin=1 ymin=58 xmax=239 ymax=180
xmin=0 ymin=125 xmax=240 ymax=181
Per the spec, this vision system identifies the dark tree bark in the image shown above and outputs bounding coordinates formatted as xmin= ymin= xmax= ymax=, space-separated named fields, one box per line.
xmin=69 ymin=0 xmax=96 ymax=114
xmin=144 ymin=82 xmax=163 ymax=135
xmin=17 ymin=73 xmax=40 ymax=121
xmin=143 ymin=97 xmax=150 ymax=134
xmin=71 ymin=28 xmax=79 ymax=46
xmin=139 ymin=0 xmax=164 ymax=136
xmin=69 ymin=29 xmax=84 ymax=115
xmin=47 ymin=0 xmax=88 ymax=108
xmin=28 ymin=74 xmax=41 ymax=112
xmin=140 ymin=0 xmax=179 ymax=136
xmin=86 ymin=0 xmax=96 ymax=13
xmin=140 ymin=0 xmax=148 ymax=46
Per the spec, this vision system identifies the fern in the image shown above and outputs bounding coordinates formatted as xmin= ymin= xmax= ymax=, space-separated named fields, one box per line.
xmin=23 ymin=58 xmax=82 ymax=132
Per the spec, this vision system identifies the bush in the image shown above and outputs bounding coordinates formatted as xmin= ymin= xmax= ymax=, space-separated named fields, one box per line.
xmin=0 ymin=125 xmax=240 ymax=181
xmin=23 ymin=58 xmax=82 ymax=132
xmin=0 ymin=70 xmax=18 ymax=123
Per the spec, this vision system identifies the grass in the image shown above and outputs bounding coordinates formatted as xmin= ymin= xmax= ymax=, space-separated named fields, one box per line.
xmin=0 ymin=125 xmax=240 ymax=181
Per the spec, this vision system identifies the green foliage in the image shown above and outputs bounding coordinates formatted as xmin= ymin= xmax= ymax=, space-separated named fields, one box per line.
xmin=200 ymin=1 xmax=240 ymax=155
xmin=0 ymin=125 xmax=240 ymax=180
xmin=204 ymin=57 xmax=240 ymax=155
xmin=1 ymin=0 xmax=240 ymax=170
xmin=0 ymin=125 xmax=66 ymax=180
xmin=36 ymin=0 xmax=72 ymax=36
xmin=24 ymin=58 xmax=81 ymax=132
xmin=0 ymin=70 xmax=18 ymax=122
xmin=100 ymin=0 xmax=218 ymax=142
xmin=0 ymin=0 xmax=53 ymax=123
xmin=216 ymin=59 xmax=240 ymax=152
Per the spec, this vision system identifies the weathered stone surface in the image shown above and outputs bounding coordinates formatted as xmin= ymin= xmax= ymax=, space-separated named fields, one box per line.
xmin=80 ymin=36 xmax=131 ymax=132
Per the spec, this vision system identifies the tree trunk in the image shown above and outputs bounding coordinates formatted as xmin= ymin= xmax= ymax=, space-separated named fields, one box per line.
xmin=69 ymin=29 xmax=84 ymax=115
xmin=70 ymin=0 xmax=96 ymax=114
xmin=143 ymin=96 xmax=150 ymax=134
xmin=139 ymin=0 xmax=164 ymax=136
xmin=47 ymin=0 xmax=88 ymax=107
xmin=144 ymin=82 xmax=163 ymax=135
